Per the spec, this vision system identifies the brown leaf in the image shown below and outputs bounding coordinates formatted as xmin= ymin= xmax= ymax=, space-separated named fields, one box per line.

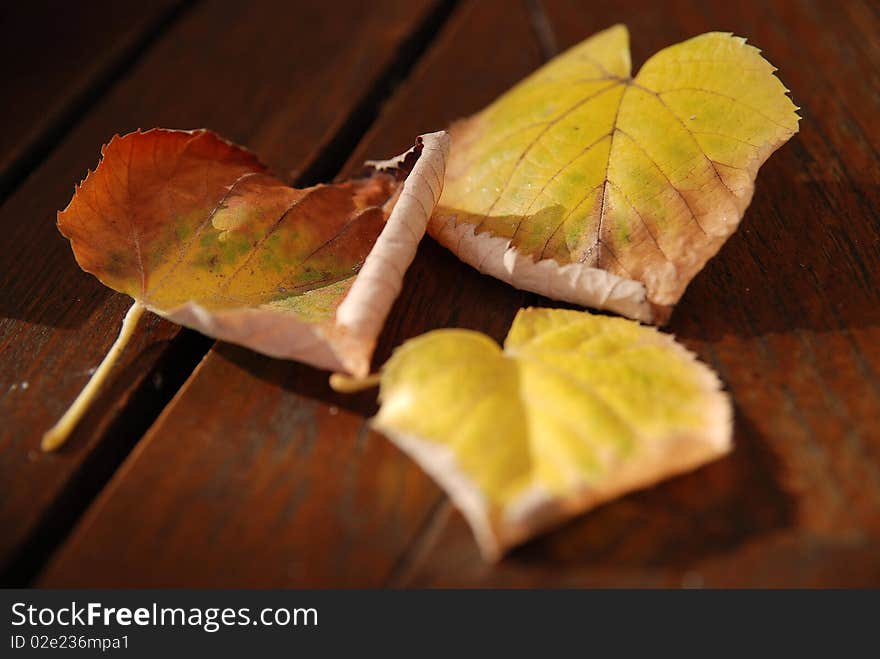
xmin=58 ymin=128 xmax=449 ymax=376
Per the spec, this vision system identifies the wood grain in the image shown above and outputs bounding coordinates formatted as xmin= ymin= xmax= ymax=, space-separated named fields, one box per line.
xmin=38 ymin=0 xmax=544 ymax=588
xmin=34 ymin=0 xmax=880 ymax=587
xmin=0 ymin=0 xmax=439 ymax=582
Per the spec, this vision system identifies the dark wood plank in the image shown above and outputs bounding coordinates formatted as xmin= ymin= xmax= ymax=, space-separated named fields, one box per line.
xmin=38 ymin=0 xmax=544 ymax=588
xmin=399 ymin=0 xmax=880 ymax=587
xmin=41 ymin=0 xmax=880 ymax=588
xmin=0 ymin=0 xmax=184 ymax=191
xmin=0 ymin=0 xmax=440 ymax=583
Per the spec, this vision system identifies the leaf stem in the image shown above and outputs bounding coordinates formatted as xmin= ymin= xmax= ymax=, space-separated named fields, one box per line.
xmin=329 ymin=371 xmax=381 ymax=394
xmin=41 ymin=301 xmax=145 ymax=452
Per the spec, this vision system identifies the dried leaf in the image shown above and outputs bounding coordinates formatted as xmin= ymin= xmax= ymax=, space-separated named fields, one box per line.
xmin=431 ymin=26 xmax=799 ymax=322
xmin=372 ymin=308 xmax=732 ymax=560
xmin=59 ymin=128 xmax=449 ymax=376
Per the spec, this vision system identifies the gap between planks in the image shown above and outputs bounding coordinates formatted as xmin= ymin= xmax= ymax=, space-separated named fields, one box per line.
xmin=0 ymin=0 xmax=197 ymax=206
xmin=380 ymin=0 xmax=560 ymax=581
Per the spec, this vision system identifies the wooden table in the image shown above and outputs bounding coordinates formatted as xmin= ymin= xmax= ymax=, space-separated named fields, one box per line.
xmin=1 ymin=0 xmax=878 ymax=588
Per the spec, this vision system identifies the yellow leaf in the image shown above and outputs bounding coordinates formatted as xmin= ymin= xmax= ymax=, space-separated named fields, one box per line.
xmin=373 ymin=308 xmax=732 ymax=560
xmin=432 ymin=26 xmax=799 ymax=323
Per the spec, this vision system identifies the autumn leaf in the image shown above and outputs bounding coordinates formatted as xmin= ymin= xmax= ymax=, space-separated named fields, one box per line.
xmin=59 ymin=128 xmax=448 ymax=375
xmin=45 ymin=128 xmax=448 ymax=450
xmin=371 ymin=308 xmax=732 ymax=560
xmin=431 ymin=26 xmax=799 ymax=323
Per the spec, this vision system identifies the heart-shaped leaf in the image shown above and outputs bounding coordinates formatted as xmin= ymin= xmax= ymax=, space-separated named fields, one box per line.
xmin=372 ymin=308 xmax=732 ymax=559
xmin=59 ymin=128 xmax=449 ymax=376
xmin=431 ymin=26 xmax=799 ymax=323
